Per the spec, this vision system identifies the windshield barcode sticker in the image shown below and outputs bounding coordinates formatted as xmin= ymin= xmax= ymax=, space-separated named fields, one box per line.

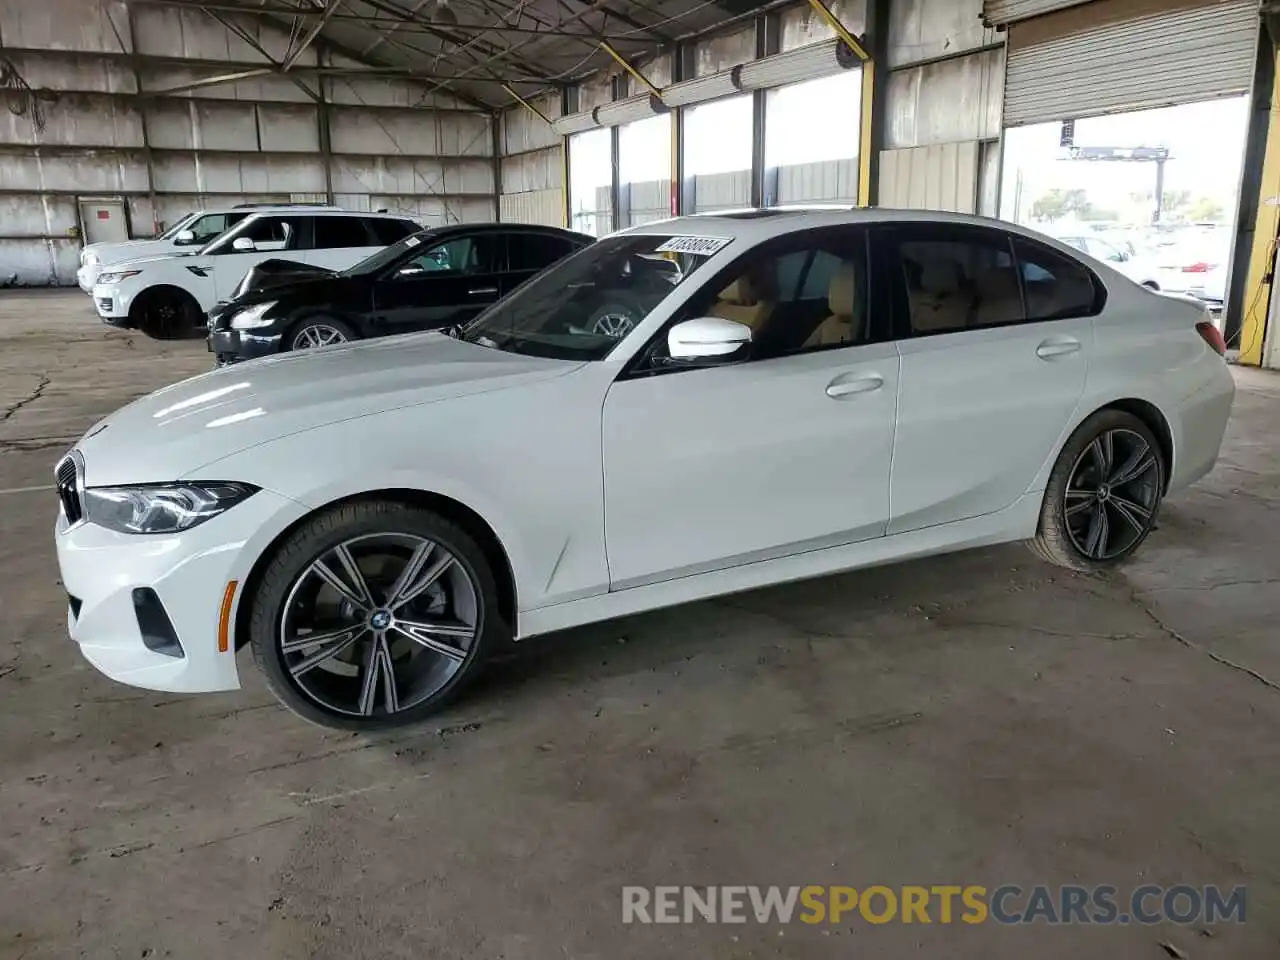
xmin=405 ymin=235 xmax=420 ymax=247
xmin=655 ymin=236 xmax=731 ymax=256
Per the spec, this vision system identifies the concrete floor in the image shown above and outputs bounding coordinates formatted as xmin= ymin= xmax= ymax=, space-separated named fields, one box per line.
xmin=1 ymin=290 xmax=1278 ymax=959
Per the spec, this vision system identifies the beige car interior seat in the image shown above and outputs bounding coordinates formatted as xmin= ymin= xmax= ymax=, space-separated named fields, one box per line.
xmin=907 ymin=258 xmax=970 ymax=334
xmin=705 ymin=275 xmax=774 ymax=332
xmin=975 ymin=267 xmax=1024 ymax=326
xmin=803 ymin=261 xmax=862 ymax=348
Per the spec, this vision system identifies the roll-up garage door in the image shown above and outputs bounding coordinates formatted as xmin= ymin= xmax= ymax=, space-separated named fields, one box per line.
xmin=982 ymin=0 xmax=1091 ymax=26
xmin=1003 ymin=0 xmax=1259 ymax=127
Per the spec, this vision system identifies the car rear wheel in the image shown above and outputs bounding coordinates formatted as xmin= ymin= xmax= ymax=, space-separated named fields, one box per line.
xmin=1028 ymin=409 xmax=1166 ymax=571
xmin=249 ymin=501 xmax=504 ymax=730
xmin=290 ymin=317 xmax=356 ymax=351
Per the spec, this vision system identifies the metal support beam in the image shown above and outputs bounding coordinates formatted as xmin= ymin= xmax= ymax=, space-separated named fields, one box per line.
xmin=861 ymin=0 xmax=890 ymax=207
xmin=503 ymin=84 xmax=552 ymax=125
xmin=561 ymin=86 xmax=574 ymax=229
xmin=492 ymin=110 xmax=504 ymax=221
xmin=317 ymin=52 xmax=335 ymax=204
xmin=283 ymin=0 xmax=347 ymax=71
xmin=610 ymin=73 xmax=623 ymax=228
xmin=120 ymin=3 xmax=158 ymax=236
xmin=1236 ymin=36 xmax=1280 ymax=366
xmin=598 ymin=41 xmax=662 ymax=97
xmin=750 ymin=13 xmax=779 ymax=209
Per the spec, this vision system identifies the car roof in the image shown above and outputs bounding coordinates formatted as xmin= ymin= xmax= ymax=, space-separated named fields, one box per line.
xmin=234 ymin=208 xmax=417 ymax=223
xmin=615 ymin=206 xmax=1075 ymax=248
xmin=411 ymin=222 xmax=594 ymax=243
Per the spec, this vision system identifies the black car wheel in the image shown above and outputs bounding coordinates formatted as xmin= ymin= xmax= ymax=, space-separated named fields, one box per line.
xmin=249 ymin=501 xmax=506 ymax=730
xmin=134 ymin=287 xmax=201 ymax=340
xmin=290 ymin=317 xmax=357 ymax=351
xmin=1028 ymin=409 xmax=1166 ymax=571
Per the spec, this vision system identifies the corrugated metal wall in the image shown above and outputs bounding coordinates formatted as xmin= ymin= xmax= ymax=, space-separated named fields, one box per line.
xmin=881 ymin=0 xmax=1004 ymax=212
xmin=499 ymin=92 xmax=563 ymax=226
xmin=0 ymin=0 xmax=495 ymax=286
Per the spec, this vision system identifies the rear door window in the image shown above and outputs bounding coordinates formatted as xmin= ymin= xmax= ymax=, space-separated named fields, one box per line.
xmin=314 ymin=216 xmax=377 ymax=249
xmin=1013 ymin=239 xmax=1103 ymax=321
xmin=368 ymin=218 xmax=417 ymax=246
xmin=507 ymin=233 xmax=579 ymax=272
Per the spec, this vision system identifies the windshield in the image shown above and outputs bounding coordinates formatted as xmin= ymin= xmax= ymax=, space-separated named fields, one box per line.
xmin=158 ymin=212 xmax=199 ymax=241
xmin=340 ymin=231 xmax=435 ymax=277
xmin=459 ymin=233 xmax=724 ymax=361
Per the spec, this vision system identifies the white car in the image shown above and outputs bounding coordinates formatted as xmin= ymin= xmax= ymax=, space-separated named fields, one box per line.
xmin=54 ymin=209 xmax=1235 ymax=729
xmin=91 ymin=209 xmax=420 ymax=337
xmin=1056 ymin=235 xmax=1166 ymax=290
xmin=76 ymin=205 xmax=298 ymax=292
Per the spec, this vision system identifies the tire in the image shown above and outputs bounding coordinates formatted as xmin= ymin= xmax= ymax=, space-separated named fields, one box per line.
xmin=135 ymin=288 xmax=200 ymax=340
xmin=1028 ymin=409 xmax=1166 ymax=572
xmin=249 ymin=500 xmax=505 ymax=731
xmin=287 ymin=316 xmax=357 ymax=352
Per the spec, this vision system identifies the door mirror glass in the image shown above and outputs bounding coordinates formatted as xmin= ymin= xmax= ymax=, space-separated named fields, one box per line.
xmin=232 ymin=236 xmax=256 ymax=252
xmin=174 ymin=229 xmax=197 ymax=245
xmin=668 ymin=317 xmax=751 ymax=362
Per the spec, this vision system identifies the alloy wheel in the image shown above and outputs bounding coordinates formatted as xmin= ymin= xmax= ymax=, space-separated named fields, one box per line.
xmin=1063 ymin=428 xmax=1162 ymax=561
xmin=592 ymin=311 xmax=636 ymax=339
xmin=293 ymin=324 xmax=348 ymax=350
xmin=278 ymin=533 xmax=480 ymax=719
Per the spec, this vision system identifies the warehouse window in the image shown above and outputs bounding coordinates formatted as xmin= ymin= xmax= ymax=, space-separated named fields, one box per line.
xmin=569 ymin=127 xmax=614 ymax=237
xmin=684 ymin=95 xmax=753 ymax=212
xmin=764 ymin=70 xmax=861 ymax=205
xmin=619 ymin=114 xmax=672 ymax=226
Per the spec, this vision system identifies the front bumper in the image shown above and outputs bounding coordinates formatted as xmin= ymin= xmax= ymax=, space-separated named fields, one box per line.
xmin=54 ymin=487 xmax=302 ymax=694
xmin=91 ymin=283 xmax=134 ymax=325
xmin=207 ymin=324 xmax=284 ymax=367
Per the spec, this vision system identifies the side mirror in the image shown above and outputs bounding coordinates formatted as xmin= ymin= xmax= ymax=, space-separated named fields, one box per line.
xmin=667 ymin=317 xmax=751 ymax=362
xmin=232 ymin=237 xmax=256 ymax=252
xmin=174 ymin=229 xmax=196 ymax=245
xmin=395 ymin=265 xmax=426 ymax=279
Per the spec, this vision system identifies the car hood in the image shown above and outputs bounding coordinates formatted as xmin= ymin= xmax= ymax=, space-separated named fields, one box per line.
xmin=76 ymin=333 xmax=584 ymax=486
xmin=99 ymin=251 xmax=205 ymax=273
xmin=86 ymin=239 xmax=169 ymax=264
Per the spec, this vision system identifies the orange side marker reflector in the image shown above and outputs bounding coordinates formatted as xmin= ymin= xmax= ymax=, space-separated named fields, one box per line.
xmin=217 ymin=580 xmax=239 ymax=653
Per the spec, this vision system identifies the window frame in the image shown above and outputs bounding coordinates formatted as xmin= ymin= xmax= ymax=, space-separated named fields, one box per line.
xmin=874 ymin=223 xmax=1106 ymax=342
xmin=618 ymin=224 xmax=883 ymax=381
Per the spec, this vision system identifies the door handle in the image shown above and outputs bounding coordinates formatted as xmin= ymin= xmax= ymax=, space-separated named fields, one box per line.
xmin=1035 ymin=336 xmax=1081 ymax=360
xmin=825 ymin=374 xmax=884 ymax=399
xmin=468 ymin=286 xmax=499 ymax=297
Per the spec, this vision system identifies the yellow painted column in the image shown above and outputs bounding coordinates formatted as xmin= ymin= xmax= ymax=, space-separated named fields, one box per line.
xmin=858 ymin=63 xmax=875 ymax=208
xmin=1238 ymin=54 xmax=1280 ymax=366
xmin=561 ymin=137 xmax=571 ymax=229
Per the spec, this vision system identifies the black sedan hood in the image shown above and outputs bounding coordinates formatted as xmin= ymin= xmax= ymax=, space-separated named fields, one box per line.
xmin=208 ymin=271 xmax=348 ymax=329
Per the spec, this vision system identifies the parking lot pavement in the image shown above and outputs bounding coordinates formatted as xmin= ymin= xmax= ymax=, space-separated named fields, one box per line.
xmin=3 ymin=290 xmax=1280 ymax=959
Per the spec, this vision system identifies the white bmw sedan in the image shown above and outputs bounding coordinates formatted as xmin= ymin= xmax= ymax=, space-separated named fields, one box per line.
xmin=53 ymin=209 xmax=1235 ymax=729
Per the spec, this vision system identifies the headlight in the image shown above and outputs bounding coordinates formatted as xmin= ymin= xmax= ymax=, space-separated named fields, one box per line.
xmin=83 ymin=481 xmax=258 ymax=534
xmin=230 ymin=301 xmax=278 ymax=330
xmin=96 ymin=269 xmax=141 ymax=284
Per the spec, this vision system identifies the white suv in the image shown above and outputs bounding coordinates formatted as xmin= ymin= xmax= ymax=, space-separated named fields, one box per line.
xmin=92 ymin=210 xmax=421 ymax=337
xmin=76 ymin=204 xmax=332 ymax=292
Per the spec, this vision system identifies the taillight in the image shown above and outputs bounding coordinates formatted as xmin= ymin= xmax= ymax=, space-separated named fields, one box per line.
xmin=1196 ymin=320 xmax=1227 ymax=357
xmin=1182 ymin=262 xmax=1212 ymax=273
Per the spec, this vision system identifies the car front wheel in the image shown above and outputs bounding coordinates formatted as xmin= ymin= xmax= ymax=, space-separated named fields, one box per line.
xmin=249 ymin=501 xmax=503 ymax=730
xmin=290 ymin=317 xmax=356 ymax=351
xmin=1028 ymin=409 xmax=1166 ymax=571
